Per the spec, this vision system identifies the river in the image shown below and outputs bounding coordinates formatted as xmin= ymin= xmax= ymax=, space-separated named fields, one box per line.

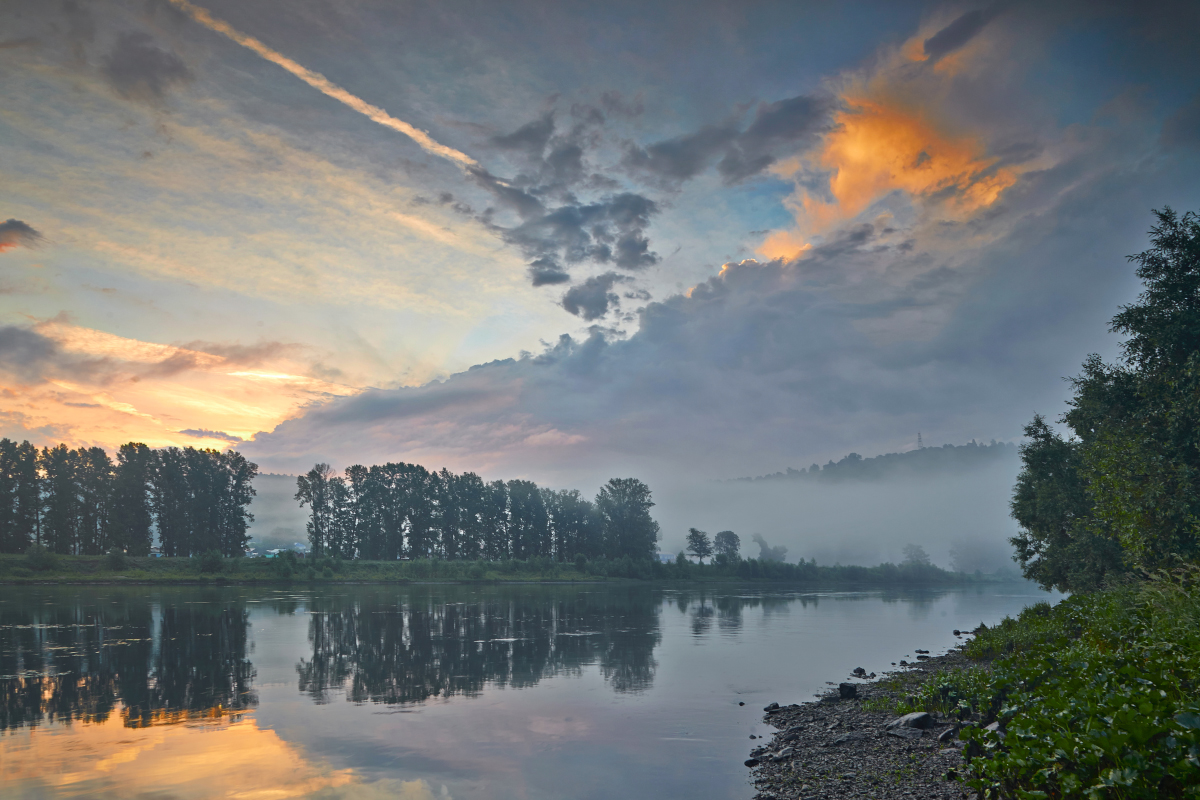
xmin=0 ymin=582 xmax=1055 ymax=799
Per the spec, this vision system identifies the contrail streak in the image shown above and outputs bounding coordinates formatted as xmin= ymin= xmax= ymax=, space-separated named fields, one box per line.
xmin=166 ymin=0 xmax=478 ymax=168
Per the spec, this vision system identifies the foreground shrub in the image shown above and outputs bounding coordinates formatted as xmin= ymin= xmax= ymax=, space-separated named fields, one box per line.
xmin=105 ymin=549 xmax=127 ymax=571
xmin=907 ymin=569 xmax=1200 ymax=798
xmin=25 ymin=544 xmax=56 ymax=572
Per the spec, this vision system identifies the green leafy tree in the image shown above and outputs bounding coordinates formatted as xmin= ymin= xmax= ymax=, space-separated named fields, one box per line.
xmin=596 ymin=478 xmax=660 ymax=560
xmin=685 ymin=528 xmax=713 ymax=563
xmin=1013 ymin=208 xmax=1200 ymax=585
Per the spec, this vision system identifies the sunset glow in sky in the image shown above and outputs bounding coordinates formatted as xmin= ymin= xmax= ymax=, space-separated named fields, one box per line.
xmin=3 ymin=0 xmax=1199 ymax=487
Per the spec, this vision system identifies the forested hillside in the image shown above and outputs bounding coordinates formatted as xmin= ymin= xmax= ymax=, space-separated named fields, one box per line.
xmin=734 ymin=439 xmax=1017 ymax=483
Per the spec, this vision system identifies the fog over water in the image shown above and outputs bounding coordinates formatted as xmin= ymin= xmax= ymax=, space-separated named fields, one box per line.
xmin=250 ymin=442 xmax=1022 ymax=572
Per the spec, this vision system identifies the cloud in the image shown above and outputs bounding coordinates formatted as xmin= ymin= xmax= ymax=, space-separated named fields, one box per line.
xmin=528 ymin=257 xmax=571 ymax=286
xmin=623 ymin=94 xmax=834 ymax=185
xmin=922 ymin=5 xmax=1004 ymax=62
xmin=472 ymin=164 xmax=660 ymax=283
xmin=102 ymin=32 xmax=192 ymax=102
xmin=0 ymin=219 xmax=43 ymax=252
xmin=624 ymin=125 xmax=739 ymax=182
xmin=179 ymin=428 xmax=244 ymax=443
xmin=163 ymin=0 xmax=478 ymax=167
xmin=561 ymin=272 xmax=627 ymax=320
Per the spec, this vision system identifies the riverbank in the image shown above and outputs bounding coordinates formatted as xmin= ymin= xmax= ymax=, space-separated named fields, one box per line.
xmin=0 ymin=552 xmax=1020 ymax=586
xmin=747 ymin=569 xmax=1200 ymax=799
xmin=745 ymin=648 xmax=974 ymax=800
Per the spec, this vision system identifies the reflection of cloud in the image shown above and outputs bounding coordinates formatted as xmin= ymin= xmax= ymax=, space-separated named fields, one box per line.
xmin=0 ymin=712 xmax=414 ymax=800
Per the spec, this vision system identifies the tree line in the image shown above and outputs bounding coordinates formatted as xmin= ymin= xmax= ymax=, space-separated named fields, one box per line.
xmin=0 ymin=440 xmax=257 ymax=557
xmin=296 ymin=463 xmax=660 ymax=562
xmin=1012 ymin=208 xmax=1200 ymax=591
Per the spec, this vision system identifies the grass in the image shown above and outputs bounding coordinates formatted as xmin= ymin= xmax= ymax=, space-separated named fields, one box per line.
xmin=0 ymin=550 xmax=1023 ymax=587
xmin=901 ymin=566 xmax=1200 ymax=798
xmin=0 ymin=552 xmax=595 ymax=584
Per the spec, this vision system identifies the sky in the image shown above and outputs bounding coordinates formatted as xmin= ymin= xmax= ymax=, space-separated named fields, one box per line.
xmin=3 ymin=0 xmax=1200 ymax=516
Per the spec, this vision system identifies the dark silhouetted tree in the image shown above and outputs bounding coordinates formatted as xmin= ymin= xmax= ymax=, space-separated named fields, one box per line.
xmin=686 ymin=528 xmax=713 ymax=563
xmin=596 ymin=478 xmax=660 ymax=560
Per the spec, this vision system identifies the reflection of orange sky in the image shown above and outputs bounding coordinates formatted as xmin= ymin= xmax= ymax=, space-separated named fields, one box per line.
xmin=0 ymin=321 xmax=361 ymax=451
xmin=0 ymin=711 xmax=445 ymax=800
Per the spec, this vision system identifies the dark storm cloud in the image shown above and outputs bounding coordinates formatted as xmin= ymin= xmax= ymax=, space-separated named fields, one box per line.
xmin=471 ymin=164 xmax=660 ymax=284
xmin=0 ymin=325 xmax=110 ymax=383
xmin=561 ymin=272 xmax=627 ymax=320
xmin=528 ymin=257 xmax=571 ymax=286
xmin=624 ymin=125 xmax=739 ymax=182
xmin=102 ymin=31 xmax=192 ymax=102
xmin=0 ymin=219 xmax=44 ymax=251
xmin=623 ymin=94 xmax=834 ymax=185
xmin=179 ymin=428 xmax=243 ymax=443
xmin=491 ymin=112 xmax=556 ymax=157
xmin=922 ymin=5 xmax=1004 ymax=61
xmin=718 ymin=95 xmax=835 ymax=183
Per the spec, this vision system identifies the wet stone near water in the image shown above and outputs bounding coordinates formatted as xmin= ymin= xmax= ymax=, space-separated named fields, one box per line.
xmin=745 ymin=651 xmax=974 ymax=800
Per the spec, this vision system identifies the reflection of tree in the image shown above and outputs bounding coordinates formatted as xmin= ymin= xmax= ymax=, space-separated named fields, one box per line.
xmin=0 ymin=590 xmax=255 ymax=730
xmin=296 ymin=587 xmax=662 ymax=704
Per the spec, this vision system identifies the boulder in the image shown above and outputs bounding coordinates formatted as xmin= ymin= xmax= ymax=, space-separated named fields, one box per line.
xmin=887 ymin=727 xmax=923 ymax=740
xmin=838 ymin=682 xmax=858 ymax=699
xmin=886 ymin=712 xmax=934 ymax=730
xmin=937 ymin=727 xmax=958 ymax=744
xmin=852 ymin=666 xmax=867 ymax=676
xmin=763 ymin=702 xmax=780 ymax=712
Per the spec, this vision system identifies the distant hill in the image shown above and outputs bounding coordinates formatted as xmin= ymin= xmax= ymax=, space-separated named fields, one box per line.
xmin=731 ymin=440 xmax=1018 ymax=483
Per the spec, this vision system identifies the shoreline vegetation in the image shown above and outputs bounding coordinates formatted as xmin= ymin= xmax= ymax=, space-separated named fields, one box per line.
xmin=0 ymin=550 xmax=1022 ymax=586
xmin=747 ymin=570 xmax=1200 ymax=799
xmin=752 ymin=209 xmax=1200 ymax=799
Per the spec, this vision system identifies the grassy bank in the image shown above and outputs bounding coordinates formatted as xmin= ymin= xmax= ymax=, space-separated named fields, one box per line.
xmin=0 ymin=551 xmax=1016 ymax=586
xmin=898 ymin=568 xmax=1200 ymax=798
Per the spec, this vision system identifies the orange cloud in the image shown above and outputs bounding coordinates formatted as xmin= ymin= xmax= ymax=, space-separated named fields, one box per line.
xmin=761 ymin=96 xmax=1018 ymax=261
xmin=0 ymin=322 xmax=360 ymax=451
xmin=819 ymin=96 xmax=1014 ymax=221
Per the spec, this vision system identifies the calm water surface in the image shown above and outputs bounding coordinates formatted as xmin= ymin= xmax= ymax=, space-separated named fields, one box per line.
xmin=0 ymin=582 xmax=1054 ymax=799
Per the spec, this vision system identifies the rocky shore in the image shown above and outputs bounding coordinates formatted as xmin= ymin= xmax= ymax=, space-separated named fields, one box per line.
xmin=744 ymin=649 xmax=979 ymax=800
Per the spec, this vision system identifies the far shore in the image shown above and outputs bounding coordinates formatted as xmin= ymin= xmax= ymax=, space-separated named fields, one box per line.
xmin=0 ymin=552 xmax=1025 ymax=588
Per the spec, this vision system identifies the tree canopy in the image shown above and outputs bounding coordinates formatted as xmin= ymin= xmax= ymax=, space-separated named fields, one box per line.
xmin=1012 ymin=208 xmax=1200 ymax=590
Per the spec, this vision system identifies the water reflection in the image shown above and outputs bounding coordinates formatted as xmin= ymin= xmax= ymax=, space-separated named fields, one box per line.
xmin=297 ymin=586 xmax=662 ymax=703
xmin=0 ymin=590 xmax=255 ymax=730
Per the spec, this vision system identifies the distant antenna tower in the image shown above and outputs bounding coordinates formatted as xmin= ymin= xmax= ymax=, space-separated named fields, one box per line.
xmin=917 ymin=431 xmax=923 ymax=449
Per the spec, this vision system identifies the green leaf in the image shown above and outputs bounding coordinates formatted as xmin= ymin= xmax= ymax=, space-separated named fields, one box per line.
xmin=1176 ymin=712 xmax=1200 ymax=729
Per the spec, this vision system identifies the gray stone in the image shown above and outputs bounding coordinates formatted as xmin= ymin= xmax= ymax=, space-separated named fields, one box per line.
xmin=937 ymin=727 xmax=958 ymax=744
xmin=828 ymin=732 xmax=867 ymax=746
xmin=985 ymin=721 xmax=1006 ymax=740
xmin=838 ymin=682 xmax=858 ymax=699
xmin=887 ymin=727 xmax=923 ymax=740
xmin=886 ymin=712 xmax=934 ymax=730
xmin=763 ymin=702 xmax=780 ymax=712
